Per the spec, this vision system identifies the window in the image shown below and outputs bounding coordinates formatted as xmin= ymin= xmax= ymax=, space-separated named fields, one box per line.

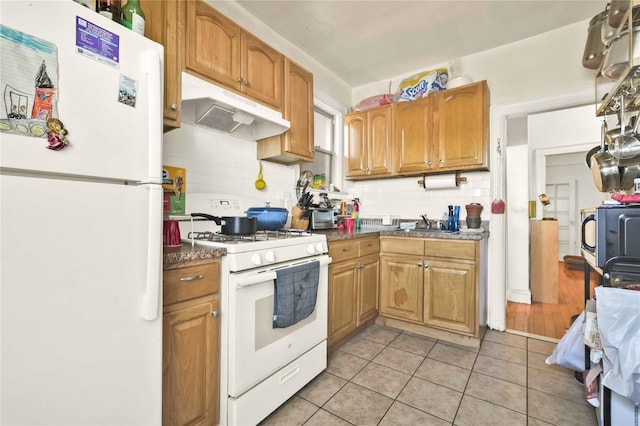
xmin=299 ymin=102 xmax=341 ymax=190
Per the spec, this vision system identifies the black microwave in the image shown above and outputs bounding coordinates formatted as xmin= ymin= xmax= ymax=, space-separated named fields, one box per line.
xmin=581 ymin=205 xmax=640 ymax=268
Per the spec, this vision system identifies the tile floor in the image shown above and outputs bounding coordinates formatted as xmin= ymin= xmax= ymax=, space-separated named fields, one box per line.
xmin=260 ymin=324 xmax=597 ymax=426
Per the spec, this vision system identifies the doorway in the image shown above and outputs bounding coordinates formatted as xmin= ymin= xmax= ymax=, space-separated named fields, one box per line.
xmin=487 ymin=89 xmax=597 ymax=334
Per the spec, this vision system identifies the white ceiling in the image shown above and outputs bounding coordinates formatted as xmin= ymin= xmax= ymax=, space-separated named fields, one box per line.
xmin=236 ymin=0 xmax=606 ymax=87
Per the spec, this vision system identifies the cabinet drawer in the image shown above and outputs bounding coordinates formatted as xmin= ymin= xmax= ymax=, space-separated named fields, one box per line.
xmin=164 ymin=262 xmax=220 ymax=306
xmin=359 ymin=238 xmax=380 ymax=257
xmin=380 ymin=237 xmax=424 ymax=255
xmin=425 ymin=239 xmax=476 ymax=261
xmin=329 ymin=240 xmax=360 ymax=263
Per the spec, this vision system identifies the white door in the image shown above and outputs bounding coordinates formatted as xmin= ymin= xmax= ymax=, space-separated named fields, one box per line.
xmin=545 ymin=179 xmax=577 ymax=260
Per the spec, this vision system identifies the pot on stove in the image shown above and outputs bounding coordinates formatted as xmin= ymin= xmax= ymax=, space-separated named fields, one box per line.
xmin=191 ymin=213 xmax=257 ymax=235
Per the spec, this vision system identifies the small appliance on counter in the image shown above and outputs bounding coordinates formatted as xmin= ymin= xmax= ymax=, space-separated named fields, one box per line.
xmin=309 ymin=208 xmax=337 ymax=230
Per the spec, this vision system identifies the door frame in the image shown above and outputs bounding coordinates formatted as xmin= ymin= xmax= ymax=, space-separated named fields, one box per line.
xmin=487 ymin=88 xmax=593 ymax=331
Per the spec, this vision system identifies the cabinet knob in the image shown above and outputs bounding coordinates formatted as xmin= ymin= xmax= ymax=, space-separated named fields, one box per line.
xmin=170 ymin=103 xmax=178 ymax=110
xmin=417 ymin=262 xmax=423 ymax=267
xmin=424 ymin=263 xmax=430 ymax=269
xmin=236 ymin=77 xmax=243 ymax=83
xmin=439 ymin=159 xmax=444 ymax=165
xmin=357 ymin=264 xmax=364 ymax=269
xmin=243 ymin=80 xmax=250 ymax=86
xmin=211 ymin=310 xmax=219 ymax=317
xmin=427 ymin=161 xmax=432 ymax=166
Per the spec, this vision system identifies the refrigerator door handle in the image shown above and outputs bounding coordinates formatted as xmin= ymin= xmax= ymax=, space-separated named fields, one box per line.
xmin=144 ymin=47 xmax=163 ymax=184
xmin=142 ymin=184 xmax=163 ymax=320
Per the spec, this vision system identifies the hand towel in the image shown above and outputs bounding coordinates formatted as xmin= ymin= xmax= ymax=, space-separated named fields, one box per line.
xmin=273 ymin=260 xmax=320 ymax=328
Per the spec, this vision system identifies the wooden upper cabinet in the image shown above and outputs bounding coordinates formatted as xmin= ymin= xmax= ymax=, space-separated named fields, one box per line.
xmin=257 ymin=58 xmax=314 ymax=163
xmin=345 ymin=112 xmax=367 ymax=177
xmin=434 ymin=81 xmax=489 ymax=170
xmin=345 ymin=104 xmax=392 ymax=178
xmin=185 ymin=0 xmax=283 ymax=110
xmin=186 ymin=0 xmax=240 ymax=89
xmin=142 ymin=0 xmax=183 ymax=131
xmin=241 ymin=32 xmax=284 ymax=110
xmin=394 ymin=97 xmax=435 ymax=174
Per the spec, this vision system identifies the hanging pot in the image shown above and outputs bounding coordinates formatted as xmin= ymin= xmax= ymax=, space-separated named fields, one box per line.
xmin=601 ymin=25 xmax=640 ymax=79
xmin=190 ymin=213 xmax=257 ymax=235
xmin=583 ymin=8 xmax=610 ymax=69
xmin=609 ymin=0 xmax=629 ymax=28
xmin=591 ymin=119 xmax=621 ymax=192
xmin=585 ymin=144 xmax=603 ymax=168
xmin=619 ymin=164 xmax=640 ymax=189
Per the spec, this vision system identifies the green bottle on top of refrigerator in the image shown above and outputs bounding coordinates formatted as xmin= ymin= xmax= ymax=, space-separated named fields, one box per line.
xmin=121 ymin=0 xmax=145 ymax=35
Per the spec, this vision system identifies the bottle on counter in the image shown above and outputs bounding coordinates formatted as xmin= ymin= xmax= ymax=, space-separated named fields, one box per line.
xmin=97 ymin=0 xmax=121 ymax=23
xmin=121 ymin=0 xmax=146 ymax=35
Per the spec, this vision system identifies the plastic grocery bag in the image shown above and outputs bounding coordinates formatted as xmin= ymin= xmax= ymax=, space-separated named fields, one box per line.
xmin=595 ymin=287 xmax=640 ymax=405
xmin=545 ymin=310 xmax=586 ymax=372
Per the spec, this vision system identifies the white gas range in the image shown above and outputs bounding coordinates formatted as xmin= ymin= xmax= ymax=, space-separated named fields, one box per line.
xmin=179 ymin=194 xmax=331 ymax=426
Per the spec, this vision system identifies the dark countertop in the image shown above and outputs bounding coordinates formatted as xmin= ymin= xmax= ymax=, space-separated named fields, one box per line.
xmin=314 ymin=227 xmax=489 ymax=242
xmin=163 ymin=244 xmax=226 ymax=269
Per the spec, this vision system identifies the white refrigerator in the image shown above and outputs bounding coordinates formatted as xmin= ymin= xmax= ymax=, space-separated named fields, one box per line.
xmin=0 ymin=1 xmax=164 ymax=425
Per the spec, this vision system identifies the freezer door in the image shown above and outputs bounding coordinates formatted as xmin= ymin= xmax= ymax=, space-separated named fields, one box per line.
xmin=0 ymin=1 xmax=163 ymax=183
xmin=0 ymin=174 xmax=162 ymax=425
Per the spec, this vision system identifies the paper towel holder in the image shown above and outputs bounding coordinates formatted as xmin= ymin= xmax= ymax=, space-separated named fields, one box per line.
xmin=417 ymin=171 xmax=467 ymax=189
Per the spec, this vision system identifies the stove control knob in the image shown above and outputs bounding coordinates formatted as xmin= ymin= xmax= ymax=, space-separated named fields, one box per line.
xmin=315 ymin=243 xmax=324 ymax=253
xmin=265 ymin=251 xmax=276 ymax=263
xmin=251 ymin=253 xmax=262 ymax=266
xmin=306 ymin=244 xmax=316 ymax=254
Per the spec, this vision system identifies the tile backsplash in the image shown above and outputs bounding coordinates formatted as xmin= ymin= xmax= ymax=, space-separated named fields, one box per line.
xmin=345 ymin=172 xmax=492 ymax=222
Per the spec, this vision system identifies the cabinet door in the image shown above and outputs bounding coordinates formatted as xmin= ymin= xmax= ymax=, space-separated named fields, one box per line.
xmin=345 ymin=112 xmax=368 ymax=177
xmin=241 ymin=32 xmax=283 ymax=110
xmin=379 ymin=255 xmax=423 ymax=322
xmin=358 ymin=255 xmax=379 ymax=324
xmin=186 ymin=0 xmax=241 ymax=90
xmin=367 ymin=106 xmax=393 ymax=176
xmin=282 ymin=59 xmax=313 ymax=159
xmin=163 ymin=299 xmax=220 ymax=426
xmin=142 ymin=0 xmax=183 ymax=130
xmin=435 ymin=81 xmax=489 ymax=170
xmin=328 ymin=262 xmax=358 ymax=347
xmin=423 ymin=260 xmax=476 ymax=335
xmin=394 ymin=96 xmax=435 ymax=174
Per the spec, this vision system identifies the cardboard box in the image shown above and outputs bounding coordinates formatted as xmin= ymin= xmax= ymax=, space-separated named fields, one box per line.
xmin=162 ymin=166 xmax=186 ymax=215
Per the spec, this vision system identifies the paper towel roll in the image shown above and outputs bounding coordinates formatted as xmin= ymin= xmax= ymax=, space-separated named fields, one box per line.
xmin=420 ymin=174 xmax=461 ymax=189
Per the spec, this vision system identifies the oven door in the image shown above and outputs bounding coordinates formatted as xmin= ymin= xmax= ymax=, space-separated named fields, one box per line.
xmin=227 ymin=255 xmax=331 ymax=397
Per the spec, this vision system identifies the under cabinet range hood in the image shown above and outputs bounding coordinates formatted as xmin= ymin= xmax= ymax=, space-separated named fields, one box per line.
xmin=181 ymin=73 xmax=290 ymax=141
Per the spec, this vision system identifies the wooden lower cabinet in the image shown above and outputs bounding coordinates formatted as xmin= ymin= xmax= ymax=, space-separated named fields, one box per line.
xmin=423 ymin=259 xmax=476 ymax=334
xmin=328 ymin=237 xmax=379 ymax=350
xmin=379 ymin=254 xmax=423 ymax=322
xmin=379 ymin=237 xmax=479 ymax=337
xmin=163 ymin=261 xmax=220 ymax=426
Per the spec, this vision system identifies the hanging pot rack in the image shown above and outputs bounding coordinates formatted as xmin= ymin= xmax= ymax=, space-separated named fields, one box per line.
xmin=596 ymin=0 xmax=640 ymax=116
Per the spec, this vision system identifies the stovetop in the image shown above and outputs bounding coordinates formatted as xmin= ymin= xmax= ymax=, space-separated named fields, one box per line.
xmin=186 ymin=229 xmax=313 ymax=244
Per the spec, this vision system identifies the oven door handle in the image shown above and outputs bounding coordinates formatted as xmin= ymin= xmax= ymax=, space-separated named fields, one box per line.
xmin=235 ymin=256 xmax=332 ymax=288
xmin=236 ymin=271 xmax=278 ymax=287
xmin=581 ymin=214 xmax=595 ymax=252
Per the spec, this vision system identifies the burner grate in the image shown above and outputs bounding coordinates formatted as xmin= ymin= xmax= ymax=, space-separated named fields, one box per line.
xmin=186 ymin=229 xmax=313 ymax=244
